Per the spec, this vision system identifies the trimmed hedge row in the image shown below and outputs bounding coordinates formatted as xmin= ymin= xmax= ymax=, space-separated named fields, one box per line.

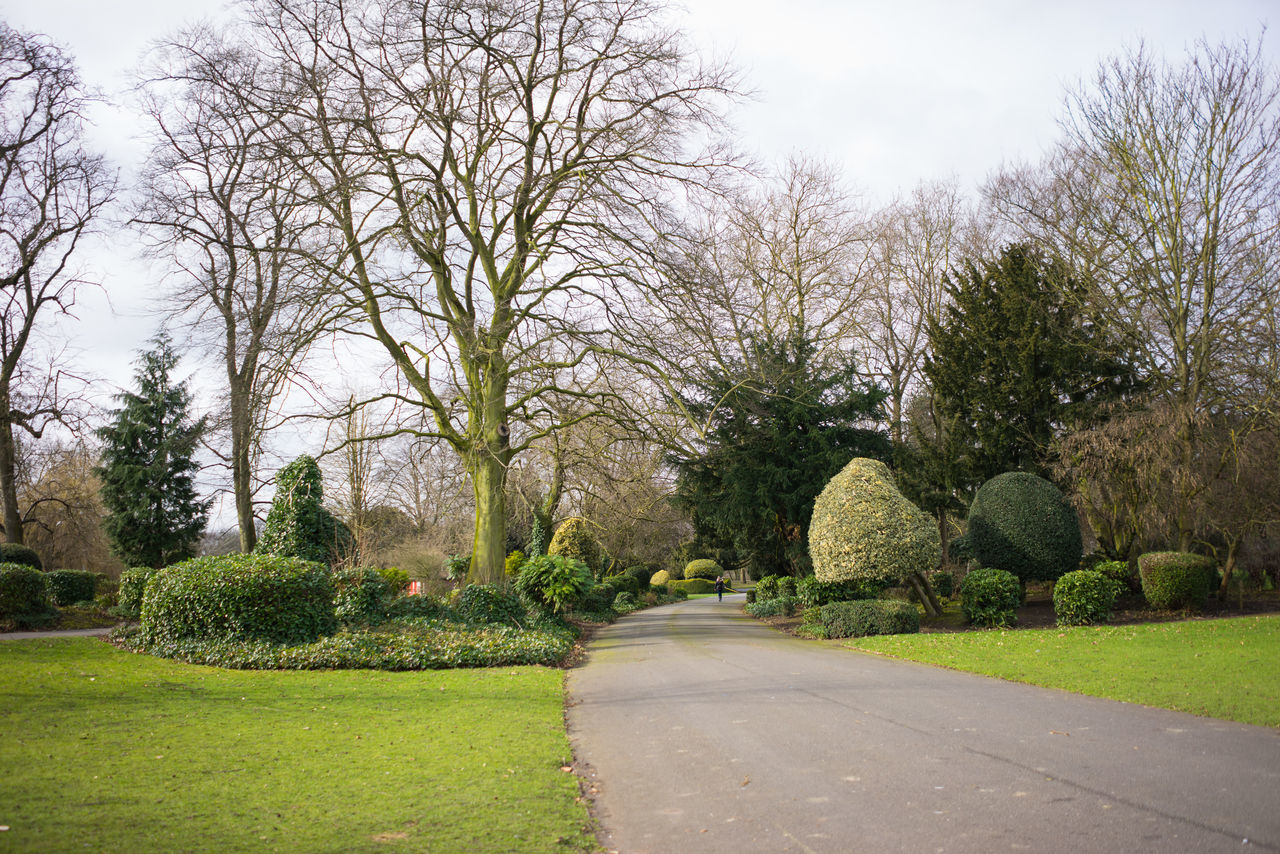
xmin=1139 ymin=552 xmax=1216 ymax=611
xmin=0 ymin=563 xmax=55 ymax=629
xmin=44 ymin=569 xmax=97 ymax=606
xmin=819 ymin=599 xmax=919 ymax=638
xmin=670 ymin=578 xmax=716 ymax=594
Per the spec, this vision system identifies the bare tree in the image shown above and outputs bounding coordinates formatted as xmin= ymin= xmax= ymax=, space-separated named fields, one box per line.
xmin=0 ymin=25 xmax=114 ymax=544
xmin=134 ymin=26 xmax=336 ymax=553
xmin=988 ymin=37 xmax=1280 ymax=548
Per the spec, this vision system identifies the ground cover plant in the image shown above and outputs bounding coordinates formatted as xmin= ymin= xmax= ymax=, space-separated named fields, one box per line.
xmin=0 ymin=638 xmax=596 ymax=853
xmin=844 ymin=615 xmax=1280 ymax=727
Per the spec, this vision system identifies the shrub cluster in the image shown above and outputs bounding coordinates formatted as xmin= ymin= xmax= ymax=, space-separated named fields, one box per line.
xmin=140 ymin=554 xmax=337 ymax=645
xmin=819 ymin=600 xmax=920 ymax=638
xmin=1053 ymin=569 xmax=1118 ymax=626
xmin=683 ymin=559 xmax=721 ymax=581
xmin=745 ymin=595 xmax=798 ymax=617
xmin=386 ymin=593 xmax=454 ymax=621
xmin=1092 ymin=560 xmax=1134 ymax=594
xmin=967 ymin=472 xmax=1081 ymax=583
xmin=0 ymin=563 xmax=55 ymax=629
xmin=959 ymin=567 xmax=1021 ymax=627
xmin=755 ymin=575 xmax=783 ymax=599
xmin=547 ymin=518 xmax=602 ymax=574
xmin=600 ymin=573 xmax=641 ymax=597
xmin=794 ymin=576 xmax=876 ymax=608
xmin=115 ymin=567 xmax=158 ymax=619
xmin=670 ymin=577 xmax=715 ymax=594
xmin=454 ymin=583 xmax=526 ymax=625
xmin=333 ymin=567 xmax=392 ymax=626
xmin=1139 ymin=552 xmax=1216 ymax=611
xmin=0 ymin=543 xmax=43 ymax=571
xmin=44 ymin=569 xmax=97 ymax=606
xmin=514 ymin=555 xmax=593 ymax=614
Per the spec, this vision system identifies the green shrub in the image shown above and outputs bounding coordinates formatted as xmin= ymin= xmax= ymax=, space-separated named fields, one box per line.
xmin=140 ymin=554 xmax=337 ymax=645
xmin=375 ymin=566 xmax=411 ymax=595
xmin=968 ymin=472 xmax=1081 ymax=583
xmin=946 ymin=534 xmax=973 ymax=566
xmin=755 ymin=575 xmax=783 ymax=600
xmin=745 ymin=594 xmax=798 ymax=617
xmin=256 ymin=456 xmax=346 ymax=566
xmin=927 ymin=570 xmax=954 ymax=598
xmin=602 ymin=573 xmax=640 ymax=597
xmin=44 ymin=569 xmax=97 ymax=606
xmin=572 ymin=584 xmax=617 ymax=619
xmin=667 ymin=586 xmax=688 ymax=601
xmin=959 ymin=567 xmax=1022 ymax=628
xmin=115 ymin=567 xmax=158 ymax=619
xmin=386 ymin=593 xmax=454 ymax=621
xmin=810 ymin=458 xmax=940 ymax=587
xmin=683 ymin=559 xmax=721 ymax=581
xmin=650 ymin=569 xmax=671 ymax=586
xmin=671 ymin=578 xmax=715 ymax=594
xmin=333 ymin=567 xmax=392 ymax=626
xmin=0 ymin=563 xmax=54 ymax=629
xmin=745 ymin=589 xmax=757 ymax=604
xmin=777 ymin=576 xmax=797 ymax=597
xmin=454 ymin=584 xmax=526 ymax=625
xmin=1053 ymin=569 xmax=1117 ymax=626
xmin=0 ymin=543 xmax=43 ymax=571
xmin=514 ymin=554 xmax=593 ymax=614
xmin=624 ymin=565 xmax=653 ymax=586
xmin=547 ymin=518 xmax=602 ymax=574
xmin=1093 ymin=560 xmax=1135 ymax=594
xmin=1139 ymin=552 xmax=1216 ymax=611
xmin=795 ymin=576 xmax=877 ymax=608
xmin=504 ymin=550 xmax=527 ymax=578
xmin=613 ymin=591 xmax=640 ymax=612
xmin=820 ymin=600 xmax=920 ymax=638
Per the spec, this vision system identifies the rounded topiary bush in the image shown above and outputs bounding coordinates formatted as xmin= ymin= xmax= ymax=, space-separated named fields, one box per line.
xmin=0 ymin=563 xmax=54 ymax=629
xmin=683 ymin=559 xmax=722 ymax=581
xmin=455 ymin=583 xmax=526 ymax=625
xmin=959 ymin=567 xmax=1021 ymax=627
xmin=650 ymin=569 xmax=671 ymax=586
xmin=1139 ymin=552 xmax=1216 ymax=611
xmin=755 ymin=575 xmax=782 ymax=600
xmin=810 ymin=458 xmax=940 ymax=587
xmin=0 ymin=543 xmax=43 ymax=571
xmin=116 ymin=567 xmax=158 ymax=619
xmin=967 ymin=472 xmax=1081 ymax=583
xmin=140 ymin=554 xmax=337 ymax=644
xmin=333 ymin=567 xmax=392 ymax=626
xmin=602 ymin=573 xmax=641 ymax=597
xmin=1053 ymin=569 xmax=1118 ymax=626
xmin=547 ymin=518 xmax=601 ymax=574
xmin=45 ymin=569 xmax=97 ymax=606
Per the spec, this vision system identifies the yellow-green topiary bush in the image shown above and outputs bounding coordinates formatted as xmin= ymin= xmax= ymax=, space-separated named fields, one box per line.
xmin=650 ymin=569 xmax=671 ymax=586
xmin=548 ymin=517 xmax=602 ymax=574
xmin=683 ymin=559 xmax=721 ymax=580
xmin=809 ymin=458 xmax=940 ymax=587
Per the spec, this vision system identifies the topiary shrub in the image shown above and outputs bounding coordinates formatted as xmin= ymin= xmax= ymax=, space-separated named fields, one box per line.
xmin=140 ymin=554 xmax=337 ymax=645
xmin=967 ymin=472 xmax=1082 ymax=583
xmin=959 ymin=567 xmax=1021 ymax=627
xmin=455 ymin=583 xmax=526 ymax=625
xmin=333 ymin=567 xmax=392 ymax=626
xmin=683 ymin=559 xmax=721 ymax=581
xmin=602 ymin=573 xmax=641 ymax=597
xmin=810 ymin=458 xmax=941 ymax=588
xmin=116 ymin=567 xmax=158 ymax=619
xmin=670 ymin=577 xmax=715 ymax=594
xmin=650 ymin=569 xmax=671 ymax=586
xmin=820 ymin=600 xmax=920 ymax=638
xmin=515 ymin=555 xmax=594 ymax=614
xmin=0 ymin=543 xmax=43 ymax=571
xmin=547 ymin=518 xmax=602 ymax=574
xmin=1093 ymin=560 xmax=1136 ymax=595
xmin=1053 ymin=569 xmax=1118 ymax=626
xmin=0 ymin=563 xmax=54 ymax=629
xmin=624 ymin=565 xmax=652 ymax=587
xmin=256 ymin=456 xmax=345 ymax=566
xmin=1139 ymin=552 xmax=1216 ymax=612
xmin=44 ymin=569 xmax=97 ymax=606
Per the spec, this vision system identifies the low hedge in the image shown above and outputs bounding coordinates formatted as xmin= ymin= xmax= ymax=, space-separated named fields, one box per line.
xmin=670 ymin=578 xmax=715 ymax=594
xmin=819 ymin=599 xmax=919 ymax=638
xmin=959 ymin=567 xmax=1021 ymax=628
xmin=683 ymin=559 xmax=722 ymax=581
xmin=1139 ymin=552 xmax=1216 ymax=611
xmin=44 ymin=569 xmax=97 ymax=606
xmin=115 ymin=567 xmax=158 ymax=619
xmin=333 ymin=567 xmax=392 ymax=626
xmin=0 ymin=543 xmax=42 ymax=571
xmin=375 ymin=566 xmax=411 ymax=595
xmin=454 ymin=583 xmax=526 ymax=626
xmin=140 ymin=554 xmax=337 ymax=645
xmin=0 ymin=563 xmax=54 ymax=629
xmin=1053 ymin=569 xmax=1118 ymax=626
xmin=745 ymin=594 xmax=798 ymax=617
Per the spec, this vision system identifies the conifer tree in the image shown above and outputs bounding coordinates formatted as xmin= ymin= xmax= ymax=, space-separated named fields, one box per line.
xmin=96 ymin=334 xmax=211 ymax=568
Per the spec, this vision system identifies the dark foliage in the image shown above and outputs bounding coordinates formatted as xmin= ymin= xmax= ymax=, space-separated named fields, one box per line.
xmin=0 ymin=543 xmax=42 ymax=571
xmin=0 ymin=562 xmax=54 ymax=629
xmin=44 ymin=569 xmax=96 ymax=606
xmin=959 ymin=566 xmax=1022 ymax=627
xmin=818 ymin=599 xmax=920 ymax=638
xmin=968 ymin=472 xmax=1082 ymax=582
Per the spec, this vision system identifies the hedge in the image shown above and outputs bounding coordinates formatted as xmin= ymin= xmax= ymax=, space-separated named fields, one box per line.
xmin=1139 ymin=552 xmax=1216 ymax=611
xmin=0 ymin=543 xmax=43 ymax=571
xmin=819 ymin=599 xmax=920 ymax=638
xmin=115 ymin=567 xmax=158 ymax=619
xmin=670 ymin=578 xmax=715 ymax=594
xmin=44 ymin=569 xmax=97 ymax=606
xmin=0 ymin=563 xmax=54 ymax=629
xmin=959 ymin=567 xmax=1021 ymax=628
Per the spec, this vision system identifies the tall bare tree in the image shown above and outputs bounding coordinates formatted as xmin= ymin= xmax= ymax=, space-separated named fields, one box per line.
xmin=134 ymin=26 xmax=334 ymax=553
xmin=0 ymin=25 xmax=113 ymax=544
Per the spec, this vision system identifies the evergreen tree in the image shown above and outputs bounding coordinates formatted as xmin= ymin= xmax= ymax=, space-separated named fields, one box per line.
xmin=96 ymin=334 xmax=212 ymax=568
xmin=920 ymin=243 xmax=1139 ymax=496
xmin=671 ymin=335 xmax=890 ymax=577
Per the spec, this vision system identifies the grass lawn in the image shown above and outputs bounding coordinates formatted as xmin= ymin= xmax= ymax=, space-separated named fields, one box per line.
xmin=845 ymin=614 xmax=1280 ymax=728
xmin=0 ymin=638 xmax=595 ymax=853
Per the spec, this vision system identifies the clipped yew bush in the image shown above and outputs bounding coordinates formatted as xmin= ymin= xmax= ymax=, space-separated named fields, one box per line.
xmin=810 ymin=458 xmax=940 ymax=587
xmin=968 ymin=472 xmax=1081 ymax=583
xmin=683 ymin=559 xmax=722 ymax=581
xmin=1139 ymin=552 xmax=1216 ymax=611
xmin=0 ymin=543 xmax=43 ymax=571
xmin=1053 ymin=569 xmax=1117 ymax=626
xmin=140 ymin=554 xmax=337 ymax=644
xmin=959 ymin=567 xmax=1021 ymax=627
xmin=547 ymin=517 xmax=602 ymax=574
xmin=0 ymin=563 xmax=54 ymax=629
xmin=819 ymin=600 xmax=919 ymax=638
xmin=45 ymin=569 xmax=97 ymax=606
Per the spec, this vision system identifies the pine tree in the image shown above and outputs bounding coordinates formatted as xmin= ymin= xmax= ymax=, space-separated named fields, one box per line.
xmin=96 ymin=334 xmax=211 ymax=568
xmin=671 ymin=335 xmax=891 ymax=577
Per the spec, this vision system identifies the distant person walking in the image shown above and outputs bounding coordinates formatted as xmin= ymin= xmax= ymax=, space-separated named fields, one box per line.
xmin=715 ymin=576 xmax=725 ymax=602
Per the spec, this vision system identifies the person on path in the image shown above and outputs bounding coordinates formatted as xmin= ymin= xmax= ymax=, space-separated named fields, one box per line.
xmin=715 ymin=576 xmax=725 ymax=602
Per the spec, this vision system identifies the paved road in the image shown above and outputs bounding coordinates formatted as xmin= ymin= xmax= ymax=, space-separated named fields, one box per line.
xmin=566 ymin=594 xmax=1280 ymax=853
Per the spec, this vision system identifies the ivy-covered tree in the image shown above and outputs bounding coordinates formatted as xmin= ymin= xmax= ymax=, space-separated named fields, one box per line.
xmin=255 ymin=455 xmax=351 ymax=566
xmin=920 ymin=244 xmax=1139 ymax=495
xmin=671 ymin=335 xmax=890 ymax=577
xmin=96 ymin=334 xmax=211 ymax=568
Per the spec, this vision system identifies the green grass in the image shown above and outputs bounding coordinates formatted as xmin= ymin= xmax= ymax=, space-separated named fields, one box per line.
xmin=846 ymin=615 xmax=1280 ymax=727
xmin=0 ymin=638 xmax=595 ymax=852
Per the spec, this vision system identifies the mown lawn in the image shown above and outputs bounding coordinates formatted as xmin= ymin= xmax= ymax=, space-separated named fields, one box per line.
xmin=0 ymin=638 xmax=595 ymax=853
xmin=846 ymin=614 xmax=1280 ymax=727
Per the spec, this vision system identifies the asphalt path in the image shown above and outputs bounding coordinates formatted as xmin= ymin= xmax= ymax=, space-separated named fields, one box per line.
xmin=566 ymin=593 xmax=1280 ymax=853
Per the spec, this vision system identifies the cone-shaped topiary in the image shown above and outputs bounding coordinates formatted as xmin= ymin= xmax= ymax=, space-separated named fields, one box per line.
xmin=809 ymin=458 xmax=940 ymax=587
xmin=968 ymin=472 xmax=1081 ymax=583
xmin=257 ymin=456 xmax=349 ymax=566
xmin=547 ymin=517 xmax=601 ymax=573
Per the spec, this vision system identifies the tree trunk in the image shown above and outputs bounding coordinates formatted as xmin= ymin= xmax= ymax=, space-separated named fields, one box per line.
xmin=0 ymin=391 xmax=22 ymax=544
xmin=909 ymin=571 xmax=942 ymax=618
xmin=229 ymin=387 xmax=257 ymax=553
xmin=470 ymin=451 xmax=509 ymax=586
